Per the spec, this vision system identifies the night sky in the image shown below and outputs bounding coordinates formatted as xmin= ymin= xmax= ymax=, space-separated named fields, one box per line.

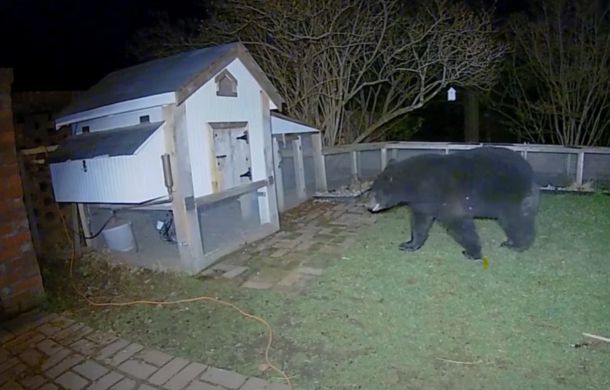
xmin=0 ymin=0 xmax=205 ymax=91
xmin=1 ymin=0 xmax=527 ymax=93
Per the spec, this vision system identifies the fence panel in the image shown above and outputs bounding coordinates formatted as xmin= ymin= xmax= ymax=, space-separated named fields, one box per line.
xmin=583 ymin=153 xmax=610 ymax=190
xmin=358 ymin=149 xmax=383 ymax=181
xmin=301 ymin=134 xmax=317 ymax=196
xmin=525 ymin=152 xmax=577 ymax=187
xmin=325 ymin=152 xmax=352 ymax=189
xmin=322 ymin=142 xmax=610 ymax=192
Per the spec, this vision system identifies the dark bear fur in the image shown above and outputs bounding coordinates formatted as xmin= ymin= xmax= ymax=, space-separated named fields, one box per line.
xmin=366 ymin=147 xmax=539 ymax=260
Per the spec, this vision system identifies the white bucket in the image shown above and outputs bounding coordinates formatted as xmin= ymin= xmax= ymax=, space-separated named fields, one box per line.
xmin=102 ymin=220 xmax=137 ymax=252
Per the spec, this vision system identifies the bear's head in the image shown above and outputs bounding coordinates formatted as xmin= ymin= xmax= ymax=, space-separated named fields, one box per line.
xmin=366 ymin=161 xmax=406 ymax=213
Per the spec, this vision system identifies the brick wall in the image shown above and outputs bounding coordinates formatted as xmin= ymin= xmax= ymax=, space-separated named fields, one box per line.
xmin=0 ymin=68 xmax=45 ymax=318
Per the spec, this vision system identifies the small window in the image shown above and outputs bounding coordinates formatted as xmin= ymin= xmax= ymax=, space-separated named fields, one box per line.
xmin=215 ymin=70 xmax=238 ymax=97
xmin=82 ymin=126 xmax=90 ymax=133
xmin=139 ymin=115 xmax=150 ymax=123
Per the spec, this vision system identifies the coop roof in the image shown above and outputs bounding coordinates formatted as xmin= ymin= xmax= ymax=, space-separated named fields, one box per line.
xmin=270 ymin=111 xmax=319 ymax=135
xmin=57 ymin=42 xmax=284 ymax=126
xmin=49 ymin=121 xmax=163 ymax=163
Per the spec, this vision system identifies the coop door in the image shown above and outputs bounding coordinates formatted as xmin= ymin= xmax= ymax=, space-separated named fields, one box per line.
xmin=213 ymin=126 xmax=252 ymax=191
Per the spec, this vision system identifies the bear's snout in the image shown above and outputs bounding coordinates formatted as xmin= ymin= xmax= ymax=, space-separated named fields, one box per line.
xmin=366 ymin=194 xmax=383 ymax=213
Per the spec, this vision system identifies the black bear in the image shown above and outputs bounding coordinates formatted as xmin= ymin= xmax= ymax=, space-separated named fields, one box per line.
xmin=366 ymin=147 xmax=539 ymax=260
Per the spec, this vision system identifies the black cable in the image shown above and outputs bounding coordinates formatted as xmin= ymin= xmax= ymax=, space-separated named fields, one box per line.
xmin=80 ymin=195 xmax=172 ymax=240
xmin=82 ymin=213 xmax=115 ymax=239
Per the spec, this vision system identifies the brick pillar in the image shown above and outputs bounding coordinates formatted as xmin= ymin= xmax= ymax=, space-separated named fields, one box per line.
xmin=0 ymin=68 xmax=45 ymax=318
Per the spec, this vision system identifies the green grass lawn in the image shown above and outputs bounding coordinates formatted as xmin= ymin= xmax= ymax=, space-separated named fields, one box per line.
xmin=45 ymin=193 xmax=610 ymax=389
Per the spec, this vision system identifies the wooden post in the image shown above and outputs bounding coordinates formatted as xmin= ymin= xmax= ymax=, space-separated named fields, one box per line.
xmin=272 ymin=136 xmax=285 ymax=212
xmin=350 ymin=150 xmax=358 ymax=183
xmin=293 ymin=136 xmax=306 ymax=200
xmin=260 ymin=90 xmax=280 ymax=229
xmin=77 ymin=204 xmax=92 ymax=247
xmin=71 ymin=203 xmax=81 ymax=256
xmin=312 ymin=133 xmax=327 ymax=192
xmin=16 ymin=152 xmax=42 ymax=255
xmin=576 ymin=152 xmax=585 ymax=186
xmin=380 ymin=147 xmax=388 ymax=170
xmin=162 ymin=104 xmax=205 ymax=274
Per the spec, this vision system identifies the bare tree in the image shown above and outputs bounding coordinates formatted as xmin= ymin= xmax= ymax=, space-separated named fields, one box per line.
xmin=132 ymin=0 xmax=504 ymax=146
xmin=493 ymin=0 xmax=610 ymax=146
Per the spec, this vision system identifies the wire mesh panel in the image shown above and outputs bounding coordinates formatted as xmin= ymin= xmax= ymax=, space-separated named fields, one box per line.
xmin=395 ymin=148 xmax=444 ymax=161
xmin=88 ymin=207 xmax=180 ymax=269
xmin=325 ymin=152 xmax=352 ymax=190
xmin=198 ymin=190 xmax=262 ymax=255
xmin=526 ymin=152 xmax=577 ymax=187
xmin=358 ymin=149 xmax=383 ymax=180
xmin=277 ymin=138 xmax=300 ymax=209
xmin=301 ymin=134 xmax=316 ymax=196
xmin=583 ymin=153 xmax=610 ymax=190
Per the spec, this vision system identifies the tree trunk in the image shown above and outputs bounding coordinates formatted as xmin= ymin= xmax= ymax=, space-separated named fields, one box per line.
xmin=464 ymin=89 xmax=479 ymax=143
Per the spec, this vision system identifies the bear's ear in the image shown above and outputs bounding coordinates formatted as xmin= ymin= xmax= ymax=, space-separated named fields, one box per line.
xmin=387 ymin=158 xmax=397 ymax=166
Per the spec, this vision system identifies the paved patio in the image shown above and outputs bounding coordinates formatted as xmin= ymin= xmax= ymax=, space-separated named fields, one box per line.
xmin=1 ymin=199 xmax=377 ymax=390
xmin=1 ymin=310 xmax=290 ymax=390
xmin=199 ymin=199 xmax=377 ymax=293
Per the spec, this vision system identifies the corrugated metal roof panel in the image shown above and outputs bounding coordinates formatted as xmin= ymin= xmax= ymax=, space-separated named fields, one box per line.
xmin=50 ymin=121 xmax=163 ymax=163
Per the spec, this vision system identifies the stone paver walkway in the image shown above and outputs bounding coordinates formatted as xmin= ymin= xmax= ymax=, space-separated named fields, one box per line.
xmin=1 ymin=199 xmax=376 ymax=390
xmin=199 ymin=199 xmax=377 ymax=293
xmin=1 ymin=310 xmax=288 ymax=390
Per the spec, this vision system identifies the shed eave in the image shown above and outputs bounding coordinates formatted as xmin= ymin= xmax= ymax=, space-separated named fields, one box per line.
xmin=271 ymin=112 xmax=319 ymax=135
xmin=55 ymin=92 xmax=176 ymax=128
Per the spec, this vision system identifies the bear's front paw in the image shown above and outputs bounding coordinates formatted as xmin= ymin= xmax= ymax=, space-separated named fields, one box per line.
xmin=462 ymin=250 xmax=482 ymax=260
xmin=398 ymin=241 xmax=422 ymax=252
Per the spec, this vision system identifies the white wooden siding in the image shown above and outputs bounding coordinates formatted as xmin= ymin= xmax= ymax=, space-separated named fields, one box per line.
xmin=74 ymin=107 xmax=165 ymax=134
xmin=184 ymin=58 xmax=274 ymax=198
xmin=56 ymin=93 xmax=175 ymax=128
xmin=50 ymin=126 xmax=168 ymax=203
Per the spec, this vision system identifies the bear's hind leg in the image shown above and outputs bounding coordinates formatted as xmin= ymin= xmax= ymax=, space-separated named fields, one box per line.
xmin=399 ymin=210 xmax=434 ymax=252
xmin=443 ymin=217 xmax=482 ymax=260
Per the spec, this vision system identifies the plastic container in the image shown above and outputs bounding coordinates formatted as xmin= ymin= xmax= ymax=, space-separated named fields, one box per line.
xmin=102 ymin=220 xmax=137 ymax=252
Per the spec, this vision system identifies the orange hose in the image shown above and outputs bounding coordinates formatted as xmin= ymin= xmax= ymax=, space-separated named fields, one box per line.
xmin=57 ymin=204 xmax=292 ymax=388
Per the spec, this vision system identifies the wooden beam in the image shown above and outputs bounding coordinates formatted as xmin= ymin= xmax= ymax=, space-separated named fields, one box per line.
xmin=16 ymin=152 xmax=42 ymax=256
xmin=77 ymin=204 xmax=92 ymax=247
xmin=71 ymin=203 xmax=81 ymax=256
xmin=195 ymin=179 xmax=268 ymax=208
xmin=163 ymin=104 xmax=206 ymax=274
xmin=20 ymin=145 xmax=58 ymax=156
xmin=272 ymin=137 xmax=285 ymax=212
xmin=259 ymin=90 xmax=280 ymax=227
